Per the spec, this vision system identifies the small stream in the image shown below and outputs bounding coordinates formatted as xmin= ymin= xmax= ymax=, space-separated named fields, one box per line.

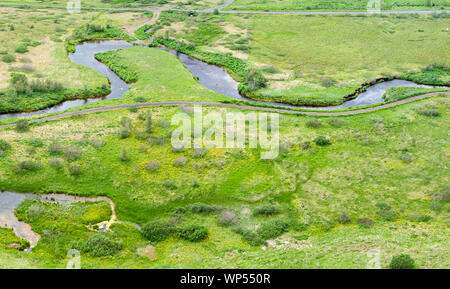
xmin=0 ymin=191 xmax=115 ymax=251
xmin=0 ymin=39 xmax=446 ymax=120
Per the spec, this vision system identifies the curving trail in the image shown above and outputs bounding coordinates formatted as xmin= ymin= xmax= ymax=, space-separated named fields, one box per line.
xmin=0 ymin=91 xmax=448 ymax=130
xmin=0 ymin=1 xmax=448 ymax=14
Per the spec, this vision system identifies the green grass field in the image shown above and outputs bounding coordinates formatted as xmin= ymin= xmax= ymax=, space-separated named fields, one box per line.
xmin=95 ymin=47 xmax=229 ymax=103
xmin=152 ymin=12 xmax=450 ymax=105
xmin=225 ymin=0 xmax=450 ymax=11
xmin=0 ymin=0 xmax=226 ymax=9
xmin=0 ymin=96 xmax=448 ymax=268
xmin=0 ymin=6 xmax=449 ymax=269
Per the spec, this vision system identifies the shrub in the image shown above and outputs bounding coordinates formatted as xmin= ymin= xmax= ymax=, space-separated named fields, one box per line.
xmin=120 ymin=127 xmax=131 ymax=139
xmin=128 ymin=105 xmax=138 ymax=113
xmin=217 ymin=210 xmax=239 ymax=226
xmin=389 ymin=254 xmax=415 ymax=269
xmin=257 ymin=219 xmax=289 ymax=240
xmin=149 ymin=135 xmax=167 ymax=146
xmin=48 ymin=142 xmax=63 ymax=155
xmin=64 ymin=146 xmax=82 ymax=161
xmin=14 ymin=44 xmax=28 ymax=54
xmin=327 ymin=118 xmax=347 ymax=127
xmin=120 ymin=116 xmax=132 ymax=128
xmin=138 ymin=145 xmax=148 ymax=153
xmin=239 ymin=229 xmax=266 ymax=246
xmin=192 ymin=148 xmax=208 ymax=158
xmin=357 ymin=218 xmax=374 ymax=228
xmin=49 ymin=158 xmax=63 ymax=169
xmin=252 ymin=204 xmax=280 ymax=216
xmin=305 ymin=119 xmax=321 ymax=128
xmin=164 ymin=180 xmax=176 ymax=190
xmin=2 ymin=54 xmax=15 ymax=63
xmin=408 ymin=213 xmax=432 ymax=222
xmin=337 ymin=210 xmax=351 ymax=224
xmin=15 ymin=120 xmax=29 ymax=132
xmin=84 ymin=234 xmax=121 ymax=257
xmin=245 ymin=67 xmax=267 ymax=90
xmin=175 ymin=224 xmax=208 ymax=242
xmin=145 ymin=161 xmax=160 ymax=172
xmin=321 ymin=77 xmax=337 ymax=87
xmin=69 ymin=164 xmax=82 ymax=176
xmin=0 ymin=139 xmax=11 ymax=154
xmin=173 ymin=156 xmax=187 ymax=167
xmin=142 ymin=220 xmax=173 ymax=242
xmin=119 ymin=146 xmax=130 ymax=162
xmin=142 ymin=112 xmax=152 ymax=133
xmin=417 ymin=109 xmax=440 ymax=117
xmin=16 ymin=160 xmax=40 ymax=173
xmin=314 ymin=136 xmax=331 ymax=146
xmin=190 ymin=203 xmax=216 ymax=214
xmin=171 ymin=145 xmax=185 ymax=153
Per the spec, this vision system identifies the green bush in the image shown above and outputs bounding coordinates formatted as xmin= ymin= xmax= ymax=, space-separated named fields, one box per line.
xmin=253 ymin=204 xmax=280 ymax=216
xmin=48 ymin=142 xmax=63 ymax=155
xmin=49 ymin=158 xmax=63 ymax=169
xmin=175 ymin=224 xmax=208 ymax=242
xmin=0 ymin=139 xmax=11 ymax=154
xmin=64 ymin=146 xmax=82 ymax=162
xmin=15 ymin=160 xmax=41 ymax=173
xmin=306 ymin=119 xmax=321 ymax=128
xmin=189 ymin=203 xmax=216 ymax=214
xmin=84 ymin=234 xmax=121 ymax=257
xmin=2 ymin=54 xmax=15 ymax=63
xmin=14 ymin=44 xmax=28 ymax=54
xmin=389 ymin=254 xmax=415 ymax=269
xmin=245 ymin=67 xmax=267 ymax=90
xmin=120 ymin=127 xmax=131 ymax=139
xmin=142 ymin=220 xmax=173 ymax=242
xmin=337 ymin=210 xmax=351 ymax=224
xmin=128 ymin=105 xmax=138 ymax=113
xmin=314 ymin=136 xmax=331 ymax=146
xmin=145 ymin=161 xmax=160 ymax=172
xmin=69 ymin=164 xmax=82 ymax=176
xmin=240 ymin=229 xmax=266 ymax=246
xmin=257 ymin=219 xmax=289 ymax=240
xmin=15 ymin=119 xmax=29 ymax=132
xmin=173 ymin=157 xmax=187 ymax=167
xmin=357 ymin=218 xmax=374 ymax=228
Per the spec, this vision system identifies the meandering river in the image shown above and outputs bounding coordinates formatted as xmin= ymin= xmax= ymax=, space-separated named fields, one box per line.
xmin=0 ymin=39 xmax=445 ymax=120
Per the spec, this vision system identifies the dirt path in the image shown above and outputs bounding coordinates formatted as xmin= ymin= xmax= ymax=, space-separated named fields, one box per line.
xmin=124 ymin=11 xmax=160 ymax=38
xmin=0 ymin=91 xmax=447 ymax=129
xmin=0 ymin=2 xmax=448 ymax=14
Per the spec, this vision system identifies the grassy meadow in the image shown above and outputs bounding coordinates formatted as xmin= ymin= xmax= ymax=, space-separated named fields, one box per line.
xmin=152 ymin=12 xmax=450 ymax=105
xmin=225 ymin=0 xmax=450 ymax=11
xmin=0 ymin=0 xmax=226 ymax=10
xmin=95 ymin=47 xmax=229 ymax=103
xmin=0 ymin=96 xmax=449 ymax=268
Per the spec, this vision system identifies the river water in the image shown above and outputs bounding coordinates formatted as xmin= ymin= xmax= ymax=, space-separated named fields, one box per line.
xmin=0 ymin=191 xmax=115 ymax=251
xmin=0 ymin=40 xmax=446 ymax=120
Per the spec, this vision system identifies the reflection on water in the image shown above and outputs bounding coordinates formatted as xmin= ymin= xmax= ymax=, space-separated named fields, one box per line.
xmin=0 ymin=191 xmax=115 ymax=251
xmin=0 ymin=40 xmax=447 ymax=121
